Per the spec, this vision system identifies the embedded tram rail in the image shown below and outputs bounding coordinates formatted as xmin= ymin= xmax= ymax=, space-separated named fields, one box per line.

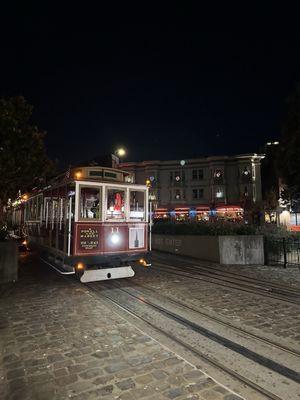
xmin=84 ymin=280 xmax=300 ymax=400
xmin=151 ymin=259 xmax=300 ymax=306
xmin=116 ymin=279 xmax=300 ymax=357
xmin=153 ymin=252 xmax=300 ymax=293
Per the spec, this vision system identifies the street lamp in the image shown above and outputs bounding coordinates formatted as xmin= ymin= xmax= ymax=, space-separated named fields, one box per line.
xmin=148 ymin=192 xmax=156 ymax=251
xmin=115 ymin=148 xmax=126 ymax=158
xmin=114 ymin=148 xmax=126 ymax=167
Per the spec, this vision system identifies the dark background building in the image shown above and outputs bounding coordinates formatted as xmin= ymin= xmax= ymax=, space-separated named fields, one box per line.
xmin=121 ymin=154 xmax=264 ymax=220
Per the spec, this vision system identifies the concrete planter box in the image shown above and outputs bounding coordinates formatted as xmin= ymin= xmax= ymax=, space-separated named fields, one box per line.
xmin=152 ymin=234 xmax=264 ymax=265
xmin=0 ymin=241 xmax=18 ymax=283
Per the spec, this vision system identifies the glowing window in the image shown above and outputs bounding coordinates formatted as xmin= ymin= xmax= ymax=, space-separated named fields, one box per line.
xmin=215 ymin=189 xmax=223 ymax=198
xmin=129 ymin=190 xmax=145 ymax=220
xmin=106 ymin=188 xmax=125 ymax=220
xmin=80 ymin=187 xmax=101 ymax=219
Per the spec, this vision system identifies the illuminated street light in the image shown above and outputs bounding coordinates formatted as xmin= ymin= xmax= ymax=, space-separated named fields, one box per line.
xmin=115 ymin=148 xmax=126 ymax=157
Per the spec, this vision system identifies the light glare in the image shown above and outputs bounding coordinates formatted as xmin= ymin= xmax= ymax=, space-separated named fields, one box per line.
xmin=111 ymin=233 xmax=120 ymax=244
xmin=116 ymin=148 xmax=126 ymax=157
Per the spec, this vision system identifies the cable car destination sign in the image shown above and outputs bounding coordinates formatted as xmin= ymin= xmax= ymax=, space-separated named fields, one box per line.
xmin=79 ymin=227 xmax=99 ymax=250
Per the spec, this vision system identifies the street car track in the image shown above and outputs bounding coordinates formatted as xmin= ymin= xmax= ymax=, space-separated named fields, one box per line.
xmin=116 ymin=279 xmax=300 ymax=357
xmin=85 ymin=281 xmax=291 ymax=400
xmin=105 ymin=283 xmax=300 ymax=383
xmin=153 ymin=252 xmax=300 ymax=295
xmin=153 ymin=261 xmax=300 ymax=305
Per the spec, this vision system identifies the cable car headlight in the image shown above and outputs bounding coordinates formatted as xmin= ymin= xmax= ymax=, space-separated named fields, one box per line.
xmin=139 ymin=258 xmax=151 ymax=267
xmin=76 ymin=262 xmax=85 ymax=270
xmin=110 ymin=233 xmax=120 ymax=244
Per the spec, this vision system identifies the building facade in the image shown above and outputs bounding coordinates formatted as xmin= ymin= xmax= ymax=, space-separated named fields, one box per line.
xmin=120 ymin=154 xmax=264 ymax=220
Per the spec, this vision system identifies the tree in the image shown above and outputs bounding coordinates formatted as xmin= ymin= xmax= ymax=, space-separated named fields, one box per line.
xmin=278 ymin=83 xmax=300 ymax=207
xmin=260 ymin=142 xmax=281 ymax=219
xmin=0 ymin=96 xmax=55 ymax=207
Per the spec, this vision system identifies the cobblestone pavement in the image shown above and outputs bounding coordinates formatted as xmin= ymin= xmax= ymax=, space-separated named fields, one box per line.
xmin=142 ymin=252 xmax=300 ymax=346
xmin=0 ymin=253 xmax=242 ymax=400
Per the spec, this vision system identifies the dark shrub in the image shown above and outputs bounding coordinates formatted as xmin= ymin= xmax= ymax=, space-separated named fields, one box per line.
xmin=152 ymin=221 xmax=256 ymax=236
xmin=0 ymin=223 xmax=7 ymax=241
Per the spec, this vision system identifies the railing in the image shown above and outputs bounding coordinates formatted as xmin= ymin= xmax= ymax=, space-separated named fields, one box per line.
xmin=265 ymin=237 xmax=300 ymax=269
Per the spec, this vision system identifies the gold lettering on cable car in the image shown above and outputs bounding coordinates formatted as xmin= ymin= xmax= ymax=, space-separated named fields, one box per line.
xmin=79 ymin=227 xmax=99 ymax=250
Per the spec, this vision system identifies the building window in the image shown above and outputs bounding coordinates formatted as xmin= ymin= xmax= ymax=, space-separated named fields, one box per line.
xmin=175 ymin=190 xmax=181 ymax=200
xmin=174 ymin=171 xmax=181 ymax=181
xmin=214 ymin=169 xmax=223 ymax=184
xmin=242 ymin=166 xmax=250 ymax=176
xmin=242 ymin=166 xmax=251 ymax=183
xmin=192 ymin=188 xmax=204 ymax=199
xmin=192 ymin=169 xmax=203 ymax=180
xmin=214 ymin=169 xmax=222 ymax=178
xmin=215 ymin=189 xmax=224 ymax=199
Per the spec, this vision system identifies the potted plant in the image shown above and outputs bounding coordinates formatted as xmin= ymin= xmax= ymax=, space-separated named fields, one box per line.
xmin=0 ymin=222 xmax=18 ymax=283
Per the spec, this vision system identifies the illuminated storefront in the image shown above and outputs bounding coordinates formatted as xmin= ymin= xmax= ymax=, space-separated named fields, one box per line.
xmin=154 ymin=205 xmax=243 ymax=221
xmin=120 ymin=154 xmax=263 ymax=223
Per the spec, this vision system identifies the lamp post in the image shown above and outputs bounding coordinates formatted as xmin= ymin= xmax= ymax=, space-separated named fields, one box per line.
xmin=115 ymin=148 xmax=126 ymax=157
xmin=114 ymin=148 xmax=126 ymax=166
xmin=148 ymin=192 xmax=156 ymax=251
xmin=146 ymin=178 xmax=156 ymax=251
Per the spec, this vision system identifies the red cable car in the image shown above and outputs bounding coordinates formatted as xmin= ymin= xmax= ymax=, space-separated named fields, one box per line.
xmin=14 ymin=166 xmax=151 ymax=282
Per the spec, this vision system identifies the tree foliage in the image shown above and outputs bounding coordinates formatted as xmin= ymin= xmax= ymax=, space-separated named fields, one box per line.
xmin=279 ymin=84 xmax=300 ymax=204
xmin=0 ymin=96 xmax=55 ymax=204
xmin=260 ymin=143 xmax=280 ymax=215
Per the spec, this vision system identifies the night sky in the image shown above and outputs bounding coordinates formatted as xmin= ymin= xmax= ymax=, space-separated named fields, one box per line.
xmin=1 ymin=4 xmax=300 ymax=168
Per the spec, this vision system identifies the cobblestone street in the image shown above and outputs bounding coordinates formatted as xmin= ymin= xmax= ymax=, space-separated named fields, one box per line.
xmin=1 ymin=251 xmax=300 ymax=400
xmin=148 ymin=252 xmax=300 ymax=345
xmin=0 ymin=253 xmax=243 ymax=400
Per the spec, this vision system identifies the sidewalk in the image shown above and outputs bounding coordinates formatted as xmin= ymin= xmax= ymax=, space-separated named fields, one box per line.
xmin=0 ymin=254 xmax=241 ymax=400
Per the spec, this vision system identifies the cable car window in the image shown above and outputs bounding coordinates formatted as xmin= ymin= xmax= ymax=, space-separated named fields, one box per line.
xmin=79 ymin=186 xmax=101 ymax=219
xmin=27 ymin=197 xmax=40 ymax=220
xmin=129 ymin=190 xmax=145 ymax=220
xmin=43 ymin=198 xmax=50 ymax=221
xmin=25 ymin=200 xmax=30 ymax=220
xmin=37 ymin=196 xmax=43 ymax=221
xmin=31 ymin=198 xmax=37 ymax=220
xmin=52 ymin=199 xmax=59 ymax=223
xmin=106 ymin=188 xmax=125 ymax=220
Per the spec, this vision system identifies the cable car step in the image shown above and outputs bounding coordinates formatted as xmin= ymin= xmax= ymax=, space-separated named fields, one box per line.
xmin=80 ymin=266 xmax=135 ymax=283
